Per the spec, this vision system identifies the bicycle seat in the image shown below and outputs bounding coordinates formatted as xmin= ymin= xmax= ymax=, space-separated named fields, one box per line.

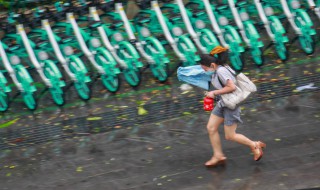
xmin=110 ymin=21 xmax=123 ymax=29
xmin=192 ymin=10 xmax=205 ymax=17
xmin=169 ymin=13 xmax=181 ymax=22
xmin=89 ymin=20 xmax=102 ymax=29
xmin=53 ymin=12 xmax=66 ymax=22
xmin=136 ymin=0 xmax=152 ymax=9
xmin=3 ymin=24 xmax=16 ymax=34
xmin=35 ymin=39 xmax=48 ymax=48
xmin=75 ymin=5 xmax=89 ymax=15
xmin=59 ymin=33 xmax=73 ymax=43
xmin=216 ymin=4 xmax=228 ymax=11
xmin=136 ymin=16 xmax=150 ymax=24
xmin=99 ymin=1 xmax=115 ymax=12
xmin=235 ymin=0 xmax=247 ymax=7
xmin=8 ymin=44 xmax=20 ymax=51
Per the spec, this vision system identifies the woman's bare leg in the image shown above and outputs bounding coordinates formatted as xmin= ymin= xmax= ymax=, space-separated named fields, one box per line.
xmin=223 ymin=123 xmax=255 ymax=148
xmin=224 ymin=123 xmax=266 ymax=161
xmin=206 ymin=114 xmax=225 ymax=164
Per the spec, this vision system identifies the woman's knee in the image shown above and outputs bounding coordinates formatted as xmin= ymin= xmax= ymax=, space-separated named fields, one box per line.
xmin=225 ymin=133 xmax=235 ymax=141
xmin=224 ymin=124 xmax=237 ymax=141
xmin=207 ymin=124 xmax=219 ymax=134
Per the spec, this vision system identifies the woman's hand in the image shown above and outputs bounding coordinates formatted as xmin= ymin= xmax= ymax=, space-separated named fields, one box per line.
xmin=206 ymin=90 xmax=219 ymax=98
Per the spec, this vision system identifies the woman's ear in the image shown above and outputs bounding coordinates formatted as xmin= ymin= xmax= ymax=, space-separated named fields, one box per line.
xmin=211 ymin=63 xmax=217 ymax=69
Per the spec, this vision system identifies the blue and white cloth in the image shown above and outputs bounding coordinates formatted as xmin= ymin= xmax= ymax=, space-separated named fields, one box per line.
xmin=177 ymin=65 xmax=212 ymax=90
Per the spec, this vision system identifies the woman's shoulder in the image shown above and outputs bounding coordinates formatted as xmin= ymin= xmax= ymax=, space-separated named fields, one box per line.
xmin=217 ymin=66 xmax=236 ymax=78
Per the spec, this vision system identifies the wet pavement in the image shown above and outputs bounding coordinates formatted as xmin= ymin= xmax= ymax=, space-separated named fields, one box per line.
xmin=0 ymin=8 xmax=320 ymax=190
xmin=0 ymin=54 xmax=318 ymax=189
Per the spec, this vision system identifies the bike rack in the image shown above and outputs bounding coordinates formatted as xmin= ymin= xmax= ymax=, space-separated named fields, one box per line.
xmin=17 ymin=24 xmax=52 ymax=87
xmin=306 ymin=0 xmax=320 ymax=19
xmin=254 ymin=0 xmax=276 ymax=41
xmin=280 ymin=0 xmax=302 ymax=35
xmin=175 ymin=0 xmax=207 ymax=53
xmin=89 ymin=7 xmax=128 ymax=68
xmin=42 ymin=19 xmax=76 ymax=81
xmin=228 ymin=0 xmax=251 ymax=46
xmin=151 ymin=0 xmax=186 ymax=62
xmin=202 ymin=0 xmax=228 ymax=48
xmin=67 ymin=13 xmax=106 ymax=75
xmin=0 ymin=42 xmax=23 ymax=91
xmin=115 ymin=3 xmax=155 ymax=64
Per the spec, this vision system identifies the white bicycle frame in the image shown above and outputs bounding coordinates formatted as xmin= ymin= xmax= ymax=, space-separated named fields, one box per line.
xmin=115 ymin=3 xmax=155 ymax=64
xmin=0 ymin=41 xmax=23 ymax=91
xmin=17 ymin=24 xmax=52 ymax=87
xmin=67 ymin=13 xmax=106 ymax=75
xmin=202 ymin=0 xmax=228 ymax=47
xmin=228 ymin=0 xmax=250 ymax=46
xmin=280 ymin=0 xmax=302 ymax=35
xmin=42 ymin=19 xmax=76 ymax=80
xmin=254 ymin=0 xmax=276 ymax=41
xmin=306 ymin=0 xmax=320 ymax=19
xmin=175 ymin=0 xmax=207 ymax=53
xmin=89 ymin=7 xmax=128 ymax=68
xmin=151 ymin=0 xmax=186 ymax=61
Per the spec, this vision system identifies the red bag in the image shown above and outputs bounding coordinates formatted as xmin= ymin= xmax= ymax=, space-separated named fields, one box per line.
xmin=203 ymin=97 xmax=214 ymax=111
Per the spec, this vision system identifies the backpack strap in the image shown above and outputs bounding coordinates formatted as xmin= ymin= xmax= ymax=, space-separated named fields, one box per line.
xmin=217 ymin=73 xmax=224 ymax=88
xmin=216 ymin=65 xmax=237 ymax=88
xmin=224 ymin=65 xmax=237 ymax=76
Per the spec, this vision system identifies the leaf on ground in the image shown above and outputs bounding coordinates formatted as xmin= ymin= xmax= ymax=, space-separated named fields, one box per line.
xmin=0 ymin=118 xmax=20 ymax=129
xmin=138 ymin=107 xmax=148 ymax=115
xmin=164 ymin=146 xmax=171 ymax=150
xmin=76 ymin=167 xmax=83 ymax=172
xmin=87 ymin=117 xmax=102 ymax=121
xmin=181 ymin=91 xmax=189 ymax=94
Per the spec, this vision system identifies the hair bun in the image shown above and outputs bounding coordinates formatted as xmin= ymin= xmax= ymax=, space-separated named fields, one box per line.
xmin=210 ymin=46 xmax=228 ymax=56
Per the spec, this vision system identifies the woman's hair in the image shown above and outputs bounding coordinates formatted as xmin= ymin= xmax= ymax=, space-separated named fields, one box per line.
xmin=199 ymin=46 xmax=229 ymax=67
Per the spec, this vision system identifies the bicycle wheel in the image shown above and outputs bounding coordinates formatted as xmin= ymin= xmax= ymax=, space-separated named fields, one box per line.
xmin=23 ymin=92 xmax=37 ymax=110
xmin=229 ymin=52 xmax=244 ymax=71
xmin=49 ymin=87 xmax=65 ymax=106
xmin=150 ymin=63 xmax=169 ymax=82
xmin=123 ymin=68 xmax=141 ymax=87
xmin=299 ymin=34 xmax=315 ymax=55
xmin=101 ymin=73 xmax=120 ymax=93
xmin=74 ymin=81 xmax=91 ymax=100
xmin=0 ymin=91 xmax=9 ymax=112
xmin=275 ymin=41 xmax=288 ymax=61
xmin=251 ymin=47 xmax=264 ymax=67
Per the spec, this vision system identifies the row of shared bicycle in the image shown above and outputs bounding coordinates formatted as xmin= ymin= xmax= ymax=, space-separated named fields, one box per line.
xmin=0 ymin=0 xmax=319 ymax=111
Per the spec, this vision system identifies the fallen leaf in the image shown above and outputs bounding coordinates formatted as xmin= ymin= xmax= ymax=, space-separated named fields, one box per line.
xmin=87 ymin=117 xmax=102 ymax=121
xmin=0 ymin=118 xmax=20 ymax=129
xmin=76 ymin=167 xmax=83 ymax=172
xmin=138 ymin=107 xmax=148 ymax=115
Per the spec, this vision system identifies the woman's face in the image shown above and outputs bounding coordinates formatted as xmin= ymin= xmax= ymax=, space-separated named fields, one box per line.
xmin=201 ymin=62 xmax=216 ymax=71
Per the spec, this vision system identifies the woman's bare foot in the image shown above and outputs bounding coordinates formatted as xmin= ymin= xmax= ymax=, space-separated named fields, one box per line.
xmin=205 ymin=156 xmax=227 ymax=168
xmin=251 ymin=141 xmax=266 ymax=161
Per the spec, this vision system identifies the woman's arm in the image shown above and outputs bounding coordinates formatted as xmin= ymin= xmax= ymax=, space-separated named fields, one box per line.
xmin=206 ymin=79 xmax=236 ymax=98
